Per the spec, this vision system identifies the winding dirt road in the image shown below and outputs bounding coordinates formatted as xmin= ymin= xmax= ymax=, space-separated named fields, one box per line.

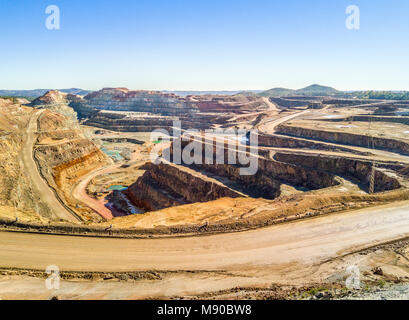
xmin=72 ymin=163 xmax=121 ymax=220
xmin=1 ymin=201 xmax=409 ymax=272
xmin=21 ymin=111 xmax=79 ymax=222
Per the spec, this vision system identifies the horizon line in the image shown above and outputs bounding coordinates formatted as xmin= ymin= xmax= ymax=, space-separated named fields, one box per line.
xmin=1 ymin=86 xmax=409 ymax=93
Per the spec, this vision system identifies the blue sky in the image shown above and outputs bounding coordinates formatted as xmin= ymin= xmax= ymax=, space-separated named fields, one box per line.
xmin=0 ymin=0 xmax=408 ymax=91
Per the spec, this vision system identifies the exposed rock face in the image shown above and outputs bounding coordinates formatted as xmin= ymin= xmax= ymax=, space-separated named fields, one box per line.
xmin=30 ymin=92 xmax=81 ymax=126
xmin=257 ymin=156 xmax=337 ymax=190
xmin=65 ymin=88 xmax=269 ymax=131
xmin=30 ymin=90 xmax=69 ymax=106
xmin=0 ymin=97 xmax=29 ymax=107
xmin=35 ymin=139 xmax=106 ymax=188
xmin=276 ymin=124 xmax=409 ymax=155
xmin=175 ymin=137 xmax=339 ymax=192
xmin=189 ymin=95 xmax=268 ymax=113
xmin=34 ymin=110 xmax=110 ymax=221
xmin=84 ymin=111 xmax=231 ymax=132
xmin=400 ymin=166 xmax=409 ymax=177
xmin=187 ymin=162 xmax=282 ymax=199
xmin=0 ymin=103 xmax=58 ymax=218
xmin=258 ymin=133 xmax=369 ymax=155
xmin=125 ymin=162 xmax=242 ymax=211
xmin=70 ymin=88 xmax=199 ymax=118
xmin=269 ymin=97 xmax=321 ymax=109
xmin=0 ymin=99 xmax=111 ymax=222
xmin=342 ymin=115 xmax=409 ymax=126
xmin=31 ymin=89 xmax=270 ymax=133
xmin=128 ymin=137 xmax=338 ymax=210
xmin=125 ymin=137 xmax=341 ymax=213
xmin=274 ymin=153 xmax=402 ymax=192
xmin=84 ymin=112 xmax=178 ymax=132
xmin=0 ymin=121 xmax=52 ymax=217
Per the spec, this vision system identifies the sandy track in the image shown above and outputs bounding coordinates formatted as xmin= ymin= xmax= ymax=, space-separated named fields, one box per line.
xmin=258 ymin=109 xmax=310 ymax=133
xmin=21 ymin=111 xmax=79 ymax=222
xmin=261 ymin=96 xmax=279 ymax=112
xmin=71 ymin=163 xmax=121 ymax=220
xmin=1 ymin=201 xmax=409 ymax=272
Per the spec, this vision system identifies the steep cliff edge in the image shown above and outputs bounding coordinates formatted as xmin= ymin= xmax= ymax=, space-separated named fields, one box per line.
xmin=274 ymin=153 xmax=402 ymax=192
xmin=69 ymin=88 xmax=199 ymax=118
xmin=0 ymin=101 xmax=57 ymax=220
xmin=258 ymin=133 xmax=370 ymax=155
xmin=125 ymin=162 xmax=243 ymax=211
xmin=276 ymin=124 xmax=409 ymax=155
xmin=33 ymin=110 xmax=111 ymax=222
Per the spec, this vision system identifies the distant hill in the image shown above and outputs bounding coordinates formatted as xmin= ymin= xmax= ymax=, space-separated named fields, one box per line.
xmin=0 ymin=85 xmax=343 ymax=100
xmin=259 ymin=84 xmax=339 ymax=97
xmin=0 ymin=88 xmax=90 ymax=100
xmin=295 ymin=84 xmax=339 ymax=96
xmin=235 ymin=91 xmax=260 ymax=96
xmin=258 ymin=87 xmax=295 ymax=97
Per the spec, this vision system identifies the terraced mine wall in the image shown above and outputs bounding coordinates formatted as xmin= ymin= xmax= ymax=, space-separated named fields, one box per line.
xmin=100 ymin=137 xmax=144 ymax=144
xmin=70 ymin=88 xmax=199 ymax=118
xmin=0 ymin=129 xmax=53 ymax=218
xmin=37 ymin=110 xmax=72 ymax=131
xmin=269 ymin=97 xmax=312 ymax=108
xmin=274 ymin=153 xmax=401 ymax=192
xmin=125 ymin=135 xmax=342 ymax=212
xmin=37 ymin=130 xmax=79 ymax=143
xmin=125 ymin=162 xmax=242 ymax=211
xmin=187 ymin=162 xmax=282 ymax=199
xmin=68 ymin=102 xmax=97 ymax=118
xmin=323 ymin=99 xmax=378 ymax=106
xmin=400 ymin=167 xmax=409 ymax=177
xmin=276 ymin=124 xmax=409 ymax=155
xmin=85 ymin=112 xmax=176 ymax=132
xmin=34 ymin=138 xmax=109 ymax=221
xmin=195 ymin=95 xmax=267 ymax=113
xmin=348 ymin=115 xmax=409 ymax=125
xmin=174 ymin=138 xmax=338 ymax=194
xmin=319 ymin=115 xmax=409 ymax=124
xmin=85 ymin=111 xmax=231 ymax=132
xmin=35 ymin=141 xmax=108 ymax=190
xmin=51 ymin=148 xmax=106 ymax=189
xmin=258 ymin=133 xmax=369 ymax=155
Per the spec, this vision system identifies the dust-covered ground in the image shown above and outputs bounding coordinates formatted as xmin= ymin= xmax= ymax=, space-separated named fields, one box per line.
xmin=1 ymin=201 xmax=409 ymax=300
xmin=1 ymin=236 xmax=409 ymax=300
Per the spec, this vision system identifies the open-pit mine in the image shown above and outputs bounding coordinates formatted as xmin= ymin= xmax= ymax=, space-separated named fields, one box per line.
xmin=1 ymin=86 xmax=409 ymax=300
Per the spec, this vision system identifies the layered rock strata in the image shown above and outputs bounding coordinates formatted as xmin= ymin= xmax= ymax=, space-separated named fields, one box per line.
xmin=125 ymin=162 xmax=243 ymax=211
xmin=70 ymin=88 xmax=199 ymax=118
xmin=258 ymin=133 xmax=369 ymax=155
xmin=34 ymin=110 xmax=110 ymax=221
xmin=276 ymin=124 xmax=409 ymax=155
xmin=274 ymin=153 xmax=402 ymax=193
xmin=190 ymin=95 xmax=268 ymax=113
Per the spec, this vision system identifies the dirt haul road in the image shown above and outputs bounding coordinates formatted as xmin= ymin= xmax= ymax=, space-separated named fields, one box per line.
xmin=72 ymin=163 xmax=121 ymax=220
xmin=1 ymin=201 xmax=409 ymax=272
xmin=258 ymin=109 xmax=310 ymax=133
xmin=21 ymin=110 xmax=79 ymax=222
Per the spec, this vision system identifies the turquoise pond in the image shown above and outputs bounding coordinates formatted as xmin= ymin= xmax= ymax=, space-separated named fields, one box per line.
xmin=108 ymin=185 xmax=128 ymax=191
xmin=101 ymin=147 xmax=124 ymax=161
